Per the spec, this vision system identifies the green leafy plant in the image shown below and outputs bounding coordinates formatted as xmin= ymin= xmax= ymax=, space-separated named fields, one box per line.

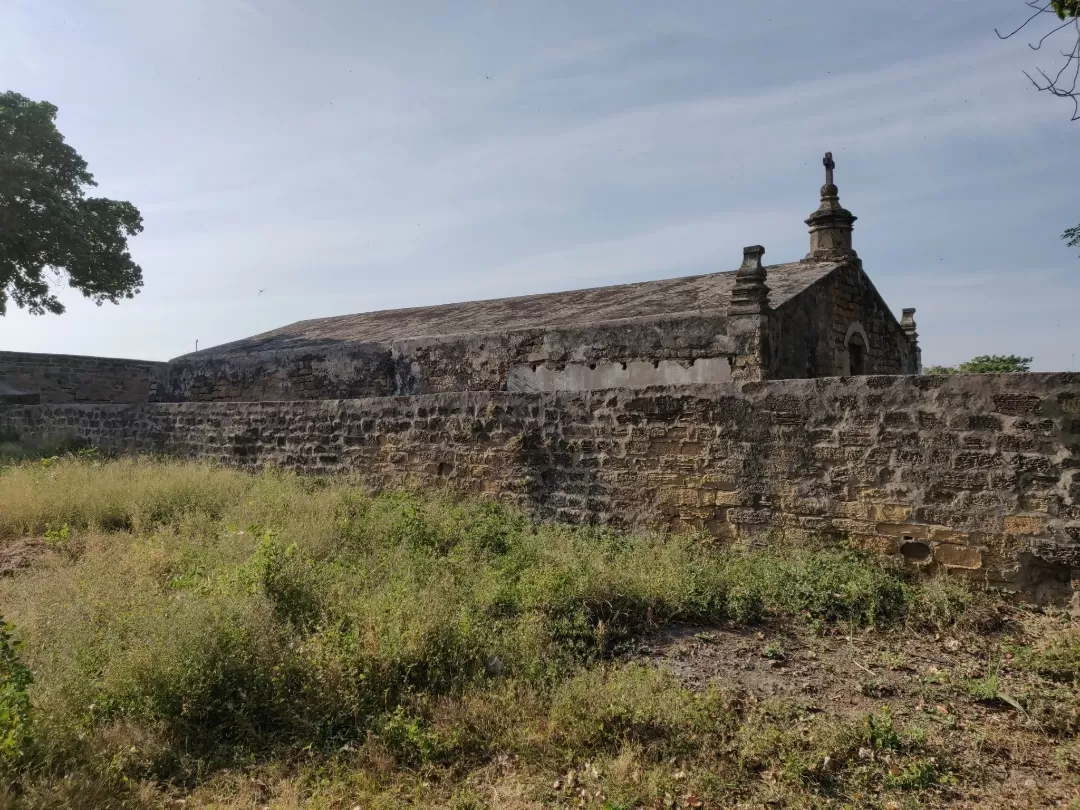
xmin=762 ymin=641 xmax=786 ymax=661
xmin=1064 ymin=223 xmax=1080 ymax=255
xmin=0 ymin=618 xmax=33 ymax=767
xmin=244 ymin=531 xmax=323 ymax=630
xmin=374 ymin=705 xmax=455 ymax=766
xmin=1052 ymin=0 xmax=1080 ymax=20
xmin=43 ymin=523 xmax=71 ymax=545
xmin=885 ymin=757 xmax=941 ymax=790
xmin=862 ymin=706 xmax=901 ymax=751
xmin=0 ymin=458 xmax=1055 ymax=807
xmin=967 ymin=654 xmax=1025 ymax=714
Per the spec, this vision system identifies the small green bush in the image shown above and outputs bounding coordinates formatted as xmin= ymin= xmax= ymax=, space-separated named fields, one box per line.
xmin=0 ymin=618 xmax=33 ymax=769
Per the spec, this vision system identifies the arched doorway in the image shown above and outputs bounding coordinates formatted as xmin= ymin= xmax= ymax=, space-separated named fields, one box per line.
xmin=843 ymin=322 xmax=870 ymax=376
xmin=848 ymin=332 xmax=866 ymax=375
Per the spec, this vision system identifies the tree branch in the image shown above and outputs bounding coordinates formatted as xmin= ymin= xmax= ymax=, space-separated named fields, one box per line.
xmin=999 ymin=2 xmax=1080 ymax=120
xmin=1027 ymin=18 xmax=1075 ymax=49
xmin=995 ymin=1 xmax=1054 ymax=39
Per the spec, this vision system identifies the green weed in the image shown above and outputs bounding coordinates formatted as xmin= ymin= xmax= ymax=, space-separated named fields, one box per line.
xmin=0 ymin=456 xmax=1030 ymax=808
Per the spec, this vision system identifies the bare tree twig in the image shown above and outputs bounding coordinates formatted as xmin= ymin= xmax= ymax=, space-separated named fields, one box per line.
xmin=999 ymin=1 xmax=1080 ymax=121
xmin=995 ymin=1 xmax=1054 ymax=39
xmin=1028 ymin=18 xmax=1075 ymax=49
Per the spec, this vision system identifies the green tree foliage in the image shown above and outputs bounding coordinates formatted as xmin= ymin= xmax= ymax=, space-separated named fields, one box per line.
xmin=0 ymin=91 xmax=143 ymax=315
xmin=1063 ymin=223 xmax=1080 ymax=254
xmin=1052 ymin=0 xmax=1080 ymax=20
xmin=925 ymin=355 xmax=1033 ymax=375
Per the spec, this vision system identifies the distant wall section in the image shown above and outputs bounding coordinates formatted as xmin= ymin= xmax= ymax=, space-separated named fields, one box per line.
xmin=0 ymin=351 xmax=165 ymax=404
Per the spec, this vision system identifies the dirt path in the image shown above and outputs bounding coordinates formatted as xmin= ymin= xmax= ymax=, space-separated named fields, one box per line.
xmin=646 ymin=612 xmax=1080 ymax=808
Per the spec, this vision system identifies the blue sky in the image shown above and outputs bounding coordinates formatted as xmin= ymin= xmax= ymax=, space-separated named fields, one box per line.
xmin=2 ymin=0 xmax=1078 ymax=370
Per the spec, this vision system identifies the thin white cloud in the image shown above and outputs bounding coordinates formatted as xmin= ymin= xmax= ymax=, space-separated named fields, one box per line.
xmin=432 ymin=204 xmax=810 ymax=301
xmin=2 ymin=0 xmax=1076 ymax=372
xmin=414 ymin=40 xmax=1053 ymax=198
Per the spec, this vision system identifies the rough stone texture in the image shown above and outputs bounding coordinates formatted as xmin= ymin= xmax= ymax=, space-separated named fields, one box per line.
xmin=4 ymin=372 xmax=1078 ymax=590
xmin=0 ymin=381 xmax=39 ymax=405
xmin=0 ymin=351 xmax=165 ymax=404
xmin=728 ymin=246 xmax=771 ymax=316
xmin=154 ymin=256 xmax=916 ymax=400
xmin=770 ymin=260 xmax=919 ymax=379
xmin=507 ymin=358 xmax=732 ymax=392
xmin=393 ymin=313 xmax=737 ymax=395
xmin=156 ymin=312 xmax=741 ymax=402
xmin=214 ymin=261 xmax=837 ymax=350
xmin=150 ymin=260 xmax=844 ymax=400
xmin=155 ymin=343 xmax=395 ymax=402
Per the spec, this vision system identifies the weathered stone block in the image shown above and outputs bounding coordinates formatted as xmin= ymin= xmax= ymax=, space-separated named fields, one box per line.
xmin=1002 ymin=514 xmax=1048 ymax=536
xmin=933 ymin=543 xmax=983 ymax=569
xmin=866 ymin=503 xmax=913 ymax=523
xmin=714 ymin=489 xmax=748 ymax=507
xmin=1012 ymin=418 xmax=1056 ymax=435
xmin=928 ymin=527 xmax=971 ymax=544
xmin=839 ymin=431 xmax=873 ymax=447
xmin=992 ymin=394 xmax=1041 ymax=417
xmin=877 ymin=522 xmax=928 ymax=539
xmin=883 ymin=411 xmax=913 ymax=428
xmin=918 ymin=410 xmax=943 ymax=428
xmin=966 ymin=414 xmax=1003 ymax=431
xmin=848 ymin=534 xmax=901 ymax=554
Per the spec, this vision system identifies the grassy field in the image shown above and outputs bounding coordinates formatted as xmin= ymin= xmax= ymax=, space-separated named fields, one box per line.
xmin=0 ymin=451 xmax=1077 ymax=809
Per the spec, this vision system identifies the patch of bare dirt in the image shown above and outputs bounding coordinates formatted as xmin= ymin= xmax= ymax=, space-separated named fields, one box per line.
xmin=645 ymin=620 xmax=951 ymax=712
xmin=0 ymin=538 xmax=47 ymax=577
xmin=645 ymin=612 xmax=1080 ymax=808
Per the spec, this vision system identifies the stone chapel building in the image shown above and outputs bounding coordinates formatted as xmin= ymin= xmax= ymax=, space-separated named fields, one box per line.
xmin=0 ymin=154 xmax=922 ymax=405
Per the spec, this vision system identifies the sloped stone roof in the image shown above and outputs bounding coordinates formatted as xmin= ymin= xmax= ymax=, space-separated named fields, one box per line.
xmin=191 ymin=259 xmax=840 ymax=358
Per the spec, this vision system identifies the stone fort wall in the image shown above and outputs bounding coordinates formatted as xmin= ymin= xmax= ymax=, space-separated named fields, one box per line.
xmin=0 ymin=351 xmax=166 ymax=405
xmin=2 ymin=372 xmax=1077 ymax=592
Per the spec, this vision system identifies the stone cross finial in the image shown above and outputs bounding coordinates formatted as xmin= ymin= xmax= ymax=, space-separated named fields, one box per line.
xmin=805 ymin=150 xmax=855 ymax=259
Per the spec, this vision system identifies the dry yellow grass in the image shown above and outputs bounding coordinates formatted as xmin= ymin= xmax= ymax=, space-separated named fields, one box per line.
xmin=0 ymin=454 xmax=1076 ymax=809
